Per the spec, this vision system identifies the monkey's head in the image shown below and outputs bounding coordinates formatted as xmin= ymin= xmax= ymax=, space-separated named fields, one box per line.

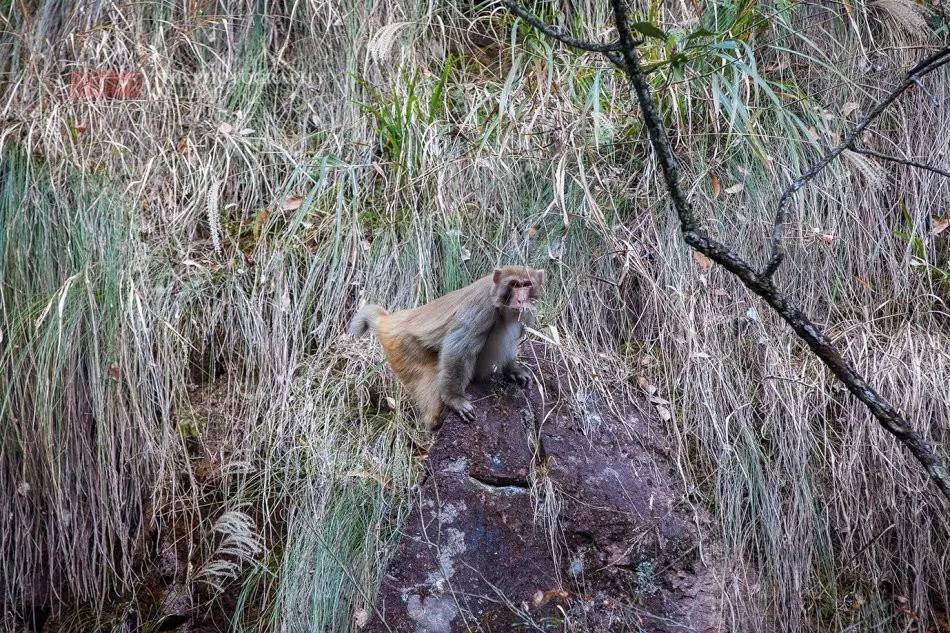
xmin=491 ymin=266 xmax=544 ymax=311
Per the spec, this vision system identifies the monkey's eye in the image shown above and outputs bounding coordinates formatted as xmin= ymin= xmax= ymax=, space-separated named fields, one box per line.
xmin=509 ymin=280 xmax=533 ymax=288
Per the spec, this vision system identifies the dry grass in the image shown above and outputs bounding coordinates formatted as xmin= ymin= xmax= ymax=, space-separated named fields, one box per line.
xmin=1 ymin=0 xmax=948 ymax=631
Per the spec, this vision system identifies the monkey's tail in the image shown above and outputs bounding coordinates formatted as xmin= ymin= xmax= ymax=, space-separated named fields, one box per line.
xmin=348 ymin=304 xmax=388 ymax=337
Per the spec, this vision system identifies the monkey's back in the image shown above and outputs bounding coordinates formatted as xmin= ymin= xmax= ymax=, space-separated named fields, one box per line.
xmin=374 ymin=276 xmax=493 ymax=377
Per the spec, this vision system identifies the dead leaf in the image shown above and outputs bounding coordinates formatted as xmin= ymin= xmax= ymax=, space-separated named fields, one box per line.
xmin=460 ymin=246 xmax=471 ymax=261
xmin=709 ymin=287 xmax=730 ymax=298
xmin=724 ymin=182 xmax=744 ymax=194
xmin=16 ymin=481 xmax=30 ymax=496
xmin=855 ymin=276 xmax=873 ymax=291
xmin=817 ymin=233 xmax=835 ymax=245
xmin=108 ymin=362 xmax=120 ymax=381
xmin=636 ymin=375 xmax=653 ymax=393
xmin=842 ymin=102 xmax=860 ymax=117
xmin=385 ymin=397 xmax=397 ymax=410
xmin=655 ymin=405 xmax=672 ymax=422
xmin=693 ymin=251 xmax=713 ymax=273
xmin=283 ymin=196 xmax=303 ymax=211
xmin=217 ymin=122 xmax=233 ymax=135
xmin=527 ymin=226 xmax=538 ymax=239
xmin=710 ymin=173 xmax=721 ymax=198
xmin=930 ymin=216 xmax=949 ymax=236
xmin=532 ymin=588 xmax=569 ymax=607
xmin=353 ymin=608 xmax=369 ymax=628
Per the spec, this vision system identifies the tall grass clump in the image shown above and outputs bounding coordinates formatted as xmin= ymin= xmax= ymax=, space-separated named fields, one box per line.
xmin=0 ymin=0 xmax=947 ymax=631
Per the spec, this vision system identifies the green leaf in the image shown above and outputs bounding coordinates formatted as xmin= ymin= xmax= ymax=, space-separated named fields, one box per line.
xmin=630 ymin=21 xmax=667 ymax=40
xmin=685 ymin=27 xmax=716 ymax=41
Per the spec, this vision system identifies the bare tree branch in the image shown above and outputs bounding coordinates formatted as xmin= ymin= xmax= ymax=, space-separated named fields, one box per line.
xmin=764 ymin=45 xmax=950 ymax=278
xmin=849 ymin=146 xmax=950 ymax=179
xmin=501 ymin=0 xmax=627 ymax=55
xmin=505 ymin=1 xmax=950 ymax=499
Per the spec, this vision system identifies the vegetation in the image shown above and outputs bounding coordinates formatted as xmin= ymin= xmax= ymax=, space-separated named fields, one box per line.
xmin=1 ymin=0 xmax=947 ymax=631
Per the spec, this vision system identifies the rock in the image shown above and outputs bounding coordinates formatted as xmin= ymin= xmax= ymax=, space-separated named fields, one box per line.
xmin=366 ymin=367 xmax=724 ymax=632
xmin=366 ymin=381 xmax=560 ymax=632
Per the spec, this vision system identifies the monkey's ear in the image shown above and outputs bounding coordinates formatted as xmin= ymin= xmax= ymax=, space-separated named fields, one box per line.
xmin=492 ymin=269 xmax=502 ymax=285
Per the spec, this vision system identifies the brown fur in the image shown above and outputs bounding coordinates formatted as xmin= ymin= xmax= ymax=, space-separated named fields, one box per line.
xmin=350 ymin=266 xmax=543 ymax=430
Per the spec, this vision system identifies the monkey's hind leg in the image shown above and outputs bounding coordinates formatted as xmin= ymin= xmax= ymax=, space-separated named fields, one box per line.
xmin=411 ymin=362 xmax=445 ymax=431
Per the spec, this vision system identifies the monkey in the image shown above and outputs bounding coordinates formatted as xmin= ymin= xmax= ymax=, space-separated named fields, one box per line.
xmin=349 ymin=266 xmax=544 ymax=431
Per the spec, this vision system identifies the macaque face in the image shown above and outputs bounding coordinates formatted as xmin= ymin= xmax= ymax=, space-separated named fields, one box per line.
xmin=492 ymin=267 xmax=543 ymax=311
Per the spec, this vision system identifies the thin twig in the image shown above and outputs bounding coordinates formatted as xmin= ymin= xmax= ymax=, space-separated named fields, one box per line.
xmin=505 ymin=1 xmax=950 ymax=499
xmin=848 ymin=146 xmax=950 ymax=179
xmin=764 ymin=45 xmax=950 ymax=278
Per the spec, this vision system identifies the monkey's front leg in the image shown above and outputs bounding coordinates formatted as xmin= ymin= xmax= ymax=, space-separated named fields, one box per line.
xmin=437 ymin=327 xmax=483 ymax=423
xmin=503 ymin=363 xmax=532 ymax=387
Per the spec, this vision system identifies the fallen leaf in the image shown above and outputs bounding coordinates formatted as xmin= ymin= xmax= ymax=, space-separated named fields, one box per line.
xmin=16 ymin=481 xmax=30 ymax=496
xmin=353 ymin=608 xmax=369 ymax=628
xmin=527 ymin=226 xmax=538 ymax=238
xmin=636 ymin=375 xmax=656 ymax=394
xmin=693 ymin=251 xmax=713 ymax=272
xmin=817 ymin=233 xmax=835 ymax=245
xmin=724 ymin=182 xmax=744 ymax=194
xmin=930 ymin=216 xmax=949 ymax=236
xmin=385 ymin=397 xmax=397 ymax=410
xmin=460 ymin=246 xmax=471 ymax=261
xmin=217 ymin=122 xmax=233 ymax=135
xmin=690 ymin=351 xmax=711 ymax=359
xmin=108 ymin=363 xmax=120 ymax=381
xmin=655 ymin=405 xmax=672 ymax=421
xmin=710 ymin=173 xmax=721 ymax=198
xmin=842 ymin=102 xmax=860 ymax=117
xmin=855 ymin=276 xmax=873 ymax=291
xmin=532 ymin=588 xmax=569 ymax=607
xmin=709 ymin=287 xmax=730 ymax=298
xmin=283 ymin=196 xmax=303 ymax=211
xmin=239 ymin=127 xmax=255 ymax=135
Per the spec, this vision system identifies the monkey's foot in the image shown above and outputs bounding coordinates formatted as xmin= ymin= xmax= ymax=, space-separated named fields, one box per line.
xmin=446 ymin=397 xmax=476 ymax=423
xmin=504 ymin=365 xmax=532 ymax=387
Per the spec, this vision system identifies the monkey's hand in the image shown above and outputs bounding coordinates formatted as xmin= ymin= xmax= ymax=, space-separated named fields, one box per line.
xmin=504 ymin=364 xmax=532 ymax=388
xmin=445 ymin=397 xmax=476 ymax=423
